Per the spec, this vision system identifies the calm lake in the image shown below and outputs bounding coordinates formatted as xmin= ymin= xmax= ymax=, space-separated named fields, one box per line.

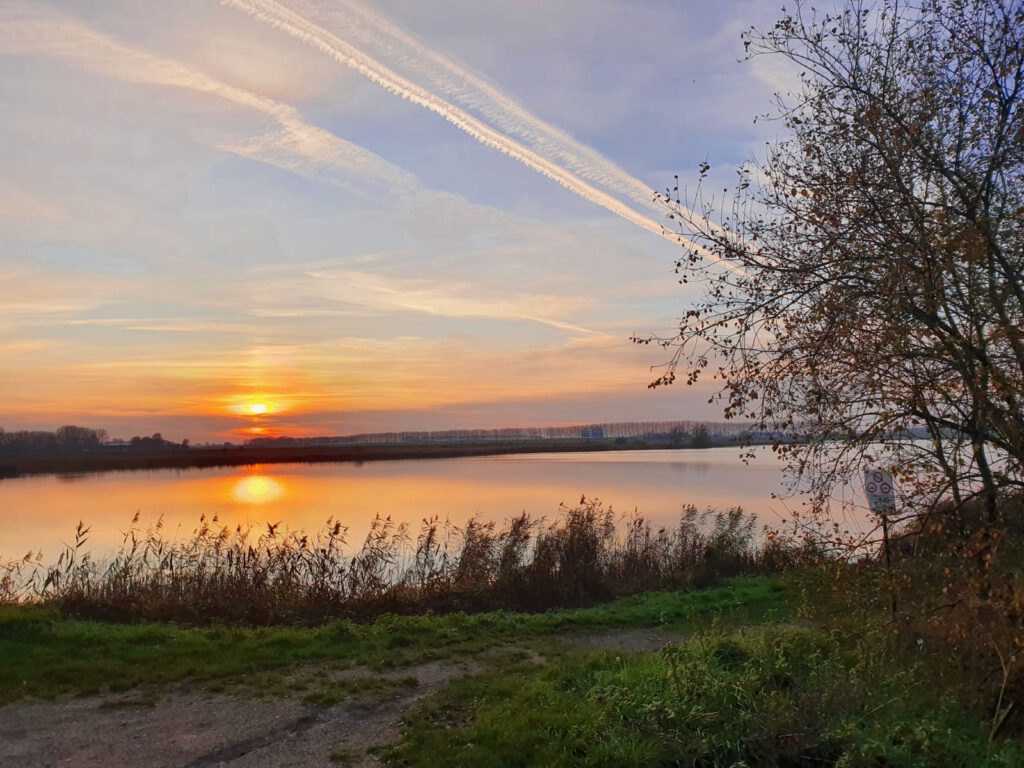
xmin=0 ymin=448 xmax=831 ymax=560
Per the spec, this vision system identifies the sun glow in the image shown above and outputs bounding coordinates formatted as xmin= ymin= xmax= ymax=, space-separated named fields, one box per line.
xmin=232 ymin=475 xmax=285 ymax=505
xmin=227 ymin=399 xmax=280 ymax=417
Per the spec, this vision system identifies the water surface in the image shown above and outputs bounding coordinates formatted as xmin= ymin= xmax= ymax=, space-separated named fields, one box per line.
xmin=1 ymin=448 xmax=820 ymax=559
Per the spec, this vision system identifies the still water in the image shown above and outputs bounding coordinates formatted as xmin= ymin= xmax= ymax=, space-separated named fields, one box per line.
xmin=0 ymin=448 xmax=823 ymax=559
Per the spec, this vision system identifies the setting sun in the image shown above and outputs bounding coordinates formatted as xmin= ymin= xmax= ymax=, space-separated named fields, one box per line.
xmin=226 ymin=399 xmax=287 ymax=419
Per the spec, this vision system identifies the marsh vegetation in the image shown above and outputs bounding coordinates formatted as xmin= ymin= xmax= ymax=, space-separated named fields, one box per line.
xmin=3 ymin=500 xmax=797 ymax=624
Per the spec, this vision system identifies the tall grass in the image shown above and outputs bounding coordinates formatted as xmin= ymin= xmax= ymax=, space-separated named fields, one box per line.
xmin=1 ymin=499 xmax=804 ymax=625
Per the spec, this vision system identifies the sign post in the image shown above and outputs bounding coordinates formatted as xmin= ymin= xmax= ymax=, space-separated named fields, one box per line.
xmin=863 ymin=468 xmax=896 ymax=515
xmin=864 ymin=467 xmax=897 ymax=618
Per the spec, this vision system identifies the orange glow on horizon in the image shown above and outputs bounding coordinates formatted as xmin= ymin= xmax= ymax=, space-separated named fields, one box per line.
xmin=225 ymin=423 xmax=326 ymax=442
xmin=226 ymin=398 xmax=286 ymax=418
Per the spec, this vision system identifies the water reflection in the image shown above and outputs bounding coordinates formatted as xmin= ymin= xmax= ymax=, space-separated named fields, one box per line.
xmin=232 ymin=475 xmax=285 ymax=506
xmin=0 ymin=448 xmax=828 ymax=559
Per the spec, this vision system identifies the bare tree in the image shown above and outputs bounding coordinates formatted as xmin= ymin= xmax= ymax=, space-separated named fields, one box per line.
xmin=644 ymin=0 xmax=1023 ymax=535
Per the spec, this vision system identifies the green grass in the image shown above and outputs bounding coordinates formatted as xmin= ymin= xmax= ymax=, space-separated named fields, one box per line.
xmin=0 ymin=577 xmax=786 ymax=704
xmin=382 ymin=624 xmax=1023 ymax=767
xmin=5 ymin=573 xmax=1018 ymax=764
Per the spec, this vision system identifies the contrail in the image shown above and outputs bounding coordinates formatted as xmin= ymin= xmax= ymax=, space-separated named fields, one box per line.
xmin=0 ymin=1 xmax=419 ymax=195
xmin=221 ymin=0 xmax=675 ymax=241
xmin=332 ymin=0 xmax=737 ymax=265
xmin=321 ymin=0 xmax=666 ymax=215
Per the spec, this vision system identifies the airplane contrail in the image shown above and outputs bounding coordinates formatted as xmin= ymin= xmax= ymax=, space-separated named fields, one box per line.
xmin=221 ymin=0 xmax=676 ymax=242
xmin=331 ymin=0 xmax=737 ymax=265
xmin=304 ymin=0 xmax=666 ymax=215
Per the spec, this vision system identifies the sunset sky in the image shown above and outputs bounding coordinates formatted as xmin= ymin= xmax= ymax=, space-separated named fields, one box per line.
xmin=0 ymin=0 xmax=787 ymax=442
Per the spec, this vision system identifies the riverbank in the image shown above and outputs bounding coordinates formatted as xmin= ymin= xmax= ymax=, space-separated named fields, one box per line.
xmin=2 ymin=576 xmax=1017 ymax=766
xmin=0 ymin=438 xmax=722 ymax=479
xmin=3 ymin=493 xmax=1021 ymax=765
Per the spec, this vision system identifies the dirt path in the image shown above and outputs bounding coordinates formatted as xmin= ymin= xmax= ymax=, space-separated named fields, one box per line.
xmin=0 ymin=628 xmax=682 ymax=767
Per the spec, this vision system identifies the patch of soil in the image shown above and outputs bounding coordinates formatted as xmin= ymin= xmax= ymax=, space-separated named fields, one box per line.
xmin=0 ymin=660 xmax=474 ymax=768
xmin=555 ymin=626 xmax=685 ymax=653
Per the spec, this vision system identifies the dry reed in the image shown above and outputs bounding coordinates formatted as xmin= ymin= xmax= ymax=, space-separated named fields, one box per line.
xmin=3 ymin=498 xmax=801 ymax=625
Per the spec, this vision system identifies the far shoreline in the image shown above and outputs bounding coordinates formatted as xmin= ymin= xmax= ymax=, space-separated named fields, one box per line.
xmin=0 ymin=438 xmax=742 ymax=480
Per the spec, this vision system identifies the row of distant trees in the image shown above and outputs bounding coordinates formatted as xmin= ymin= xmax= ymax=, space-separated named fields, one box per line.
xmin=0 ymin=426 xmax=187 ymax=457
xmin=247 ymin=420 xmax=740 ymax=448
xmin=0 ymin=422 xmax=727 ymax=457
xmin=0 ymin=426 xmax=108 ymax=455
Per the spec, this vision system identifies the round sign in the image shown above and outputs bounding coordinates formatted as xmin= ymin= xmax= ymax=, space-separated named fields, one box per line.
xmin=866 ymin=482 xmax=877 ymax=493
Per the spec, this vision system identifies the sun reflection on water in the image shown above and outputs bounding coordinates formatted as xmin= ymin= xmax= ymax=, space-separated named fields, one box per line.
xmin=232 ymin=474 xmax=285 ymax=506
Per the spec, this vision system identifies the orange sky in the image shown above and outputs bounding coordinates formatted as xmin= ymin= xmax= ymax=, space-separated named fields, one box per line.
xmin=0 ymin=1 xmax=780 ymax=441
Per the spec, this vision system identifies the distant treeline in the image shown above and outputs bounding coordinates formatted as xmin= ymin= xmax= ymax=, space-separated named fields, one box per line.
xmin=0 ymin=426 xmax=187 ymax=457
xmin=247 ymin=420 xmax=752 ymax=448
xmin=0 ymin=419 xmax=770 ymax=460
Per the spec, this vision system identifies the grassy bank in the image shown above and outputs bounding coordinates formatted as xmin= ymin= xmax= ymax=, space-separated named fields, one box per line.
xmin=5 ymin=498 xmax=1024 ymax=765
xmin=4 ymin=573 xmax=1020 ymax=765
xmin=0 ymin=578 xmax=785 ymax=704
xmin=384 ymin=539 xmax=1024 ymax=767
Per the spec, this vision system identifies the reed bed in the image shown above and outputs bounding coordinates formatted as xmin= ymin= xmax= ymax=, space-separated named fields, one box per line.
xmin=2 ymin=499 xmax=806 ymax=625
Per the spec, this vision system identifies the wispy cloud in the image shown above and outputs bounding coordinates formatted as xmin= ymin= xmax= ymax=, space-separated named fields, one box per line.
xmin=0 ymin=176 xmax=66 ymax=231
xmin=0 ymin=265 xmax=105 ymax=319
xmin=64 ymin=318 xmax=257 ymax=334
xmin=248 ymin=267 xmax=605 ymax=335
xmin=1 ymin=301 xmax=91 ymax=316
xmin=0 ymin=1 xmax=418 ymax=194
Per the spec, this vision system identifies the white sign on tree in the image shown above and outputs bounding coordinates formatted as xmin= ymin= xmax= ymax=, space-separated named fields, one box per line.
xmin=863 ymin=468 xmax=896 ymax=515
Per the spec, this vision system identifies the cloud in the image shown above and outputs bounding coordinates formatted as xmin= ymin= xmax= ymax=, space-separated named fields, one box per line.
xmin=0 ymin=1 xmax=418 ymax=195
xmin=63 ymin=318 xmax=258 ymax=334
xmin=244 ymin=266 xmax=604 ymax=335
xmin=0 ymin=265 xmax=110 ymax=320
xmin=0 ymin=176 xmax=66 ymax=233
